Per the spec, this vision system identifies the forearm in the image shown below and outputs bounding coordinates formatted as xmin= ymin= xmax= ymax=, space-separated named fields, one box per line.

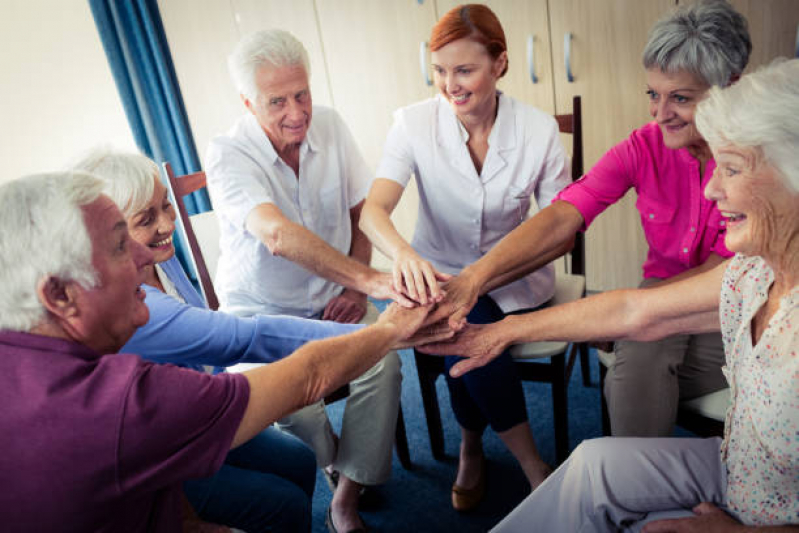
xmin=232 ymin=322 xmax=401 ymax=447
xmin=359 ymin=197 xmax=414 ymax=260
xmin=465 ymin=201 xmax=583 ymax=295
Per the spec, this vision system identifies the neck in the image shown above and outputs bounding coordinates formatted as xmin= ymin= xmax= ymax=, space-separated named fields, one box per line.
xmin=143 ymin=264 xmax=163 ymax=291
xmin=686 ymin=141 xmax=713 ymax=165
xmin=457 ymin=93 xmax=498 ymax=138
xmin=764 ymin=240 xmax=799 ymax=300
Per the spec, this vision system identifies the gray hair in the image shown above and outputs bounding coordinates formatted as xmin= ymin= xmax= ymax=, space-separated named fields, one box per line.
xmin=71 ymin=147 xmax=159 ymax=218
xmin=643 ymin=0 xmax=751 ymax=87
xmin=228 ymin=29 xmax=311 ymax=102
xmin=696 ymin=58 xmax=799 ymax=193
xmin=0 ymin=172 xmax=103 ymax=331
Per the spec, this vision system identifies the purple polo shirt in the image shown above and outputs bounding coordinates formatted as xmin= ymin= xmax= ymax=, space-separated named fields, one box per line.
xmin=0 ymin=331 xmax=249 ymax=532
xmin=556 ymin=121 xmax=732 ymax=279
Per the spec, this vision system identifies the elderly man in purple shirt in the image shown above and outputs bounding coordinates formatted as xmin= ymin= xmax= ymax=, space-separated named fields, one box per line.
xmin=0 ymin=171 xmax=434 ymax=532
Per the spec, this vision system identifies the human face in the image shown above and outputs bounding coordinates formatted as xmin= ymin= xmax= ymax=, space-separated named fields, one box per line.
xmin=245 ymin=63 xmax=312 ymax=153
xmin=646 ymin=68 xmax=710 ymax=151
xmin=76 ymin=195 xmax=153 ymax=353
xmin=705 ymin=145 xmax=799 ymax=259
xmin=431 ymin=38 xmax=506 ymax=120
xmin=128 ymin=176 xmax=176 ymax=264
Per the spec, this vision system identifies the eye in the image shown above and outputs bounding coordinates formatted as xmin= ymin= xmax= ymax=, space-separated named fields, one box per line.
xmin=724 ymin=166 xmax=740 ymax=177
xmin=432 ymin=65 xmax=443 ymax=74
xmin=672 ymin=94 xmax=689 ymax=104
xmin=646 ymin=89 xmax=658 ymax=101
xmin=296 ymin=90 xmax=309 ymax=103
xmin=456 ymin=67 xmax=472 ymax=75
xmin=269 ymin=97 xmax=286 ymax=108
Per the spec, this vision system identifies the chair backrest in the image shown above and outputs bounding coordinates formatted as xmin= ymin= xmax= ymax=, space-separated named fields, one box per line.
xmin=553 ymin=95 xmax=584 ymax=277
xmin=162 ymin=162 xmax=220 ymax=310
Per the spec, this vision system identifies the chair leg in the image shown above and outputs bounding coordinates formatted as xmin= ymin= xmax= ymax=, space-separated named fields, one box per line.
xmin=579 ymin=343 xmax=591 ymax=387
xmin=599 ymin=361 xmax=611 ymax=436
xmin=414 ymin=352 xmax=446 ymax=460
xmin=551 ymin=354 xmax=570 ymax=464
xmin=394 ymin=402 xmax=412 ymax=469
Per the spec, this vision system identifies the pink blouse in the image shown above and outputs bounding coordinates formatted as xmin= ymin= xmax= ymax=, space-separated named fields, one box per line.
xmin=555 ymin=122 xmax=732 ymax=279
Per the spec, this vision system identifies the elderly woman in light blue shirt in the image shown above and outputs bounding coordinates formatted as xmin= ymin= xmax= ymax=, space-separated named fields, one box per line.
xmin=73 ymin=148 xmax=361 ymax=533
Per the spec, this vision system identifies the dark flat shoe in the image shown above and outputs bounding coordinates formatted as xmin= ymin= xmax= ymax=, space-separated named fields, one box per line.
xmin=325 ymin=505 xmax=368 ymax=533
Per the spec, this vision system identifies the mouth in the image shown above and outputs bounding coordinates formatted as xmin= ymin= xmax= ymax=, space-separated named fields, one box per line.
xmin=450 ymin=92 xmax=471 ymax=106
xmin=283 ymin=123 xmax=306 ymax=134
xmin=136 ymin=285 xmax=146 ymax=301
xmin=721 ymin=210 xmax=747 ymax=228
xmin=660 ymin=122 xmax=686 ymax=134
xmin=151 ymin=235 xmax=173 ymax=250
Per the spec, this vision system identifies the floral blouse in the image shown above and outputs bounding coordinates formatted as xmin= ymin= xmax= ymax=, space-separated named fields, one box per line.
xmin=719 ymin=254 xmax=799 ymax=525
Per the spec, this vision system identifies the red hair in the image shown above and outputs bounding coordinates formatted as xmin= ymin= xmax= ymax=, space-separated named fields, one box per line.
xmin=430 ymin=4 xmax=508 ymax=77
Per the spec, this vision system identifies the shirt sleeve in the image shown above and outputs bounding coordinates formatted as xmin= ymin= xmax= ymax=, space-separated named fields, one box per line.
xmin=534 ymin=118 xmax=572 ymax=208
xmin=205 ymin=135 xmax=276 ymax=231
xmin=117 ymin=364 xmax=249 ymax=492
xmin=555 ymin=132 xmax=640 ymax=230
xmin=375 ymin=109 xmax=415 ymax=187
xmin=126 ymin=286 xmax=363 ymax=367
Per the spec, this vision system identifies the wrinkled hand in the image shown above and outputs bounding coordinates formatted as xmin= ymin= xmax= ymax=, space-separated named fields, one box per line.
xmin=377 ymin=301 xmax=434 ymax=341
xmin=394 ymin=248 xmax=451 ymax=306
xmin=322 ymin=290 xmax=367 ymax=323
xmin=642 ymin=503 xmax=744 ymax=533
xmin=424 ymin=270 xmax=481 ymax=329
xmin=416 ymin=322 xmax=509 ymax=377
xmin=394 ymin=319 xmax=456 ymax=349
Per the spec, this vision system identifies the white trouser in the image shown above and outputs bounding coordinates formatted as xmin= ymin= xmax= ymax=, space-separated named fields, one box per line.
xmin=492 ymin=437 xmax=730 ymax=533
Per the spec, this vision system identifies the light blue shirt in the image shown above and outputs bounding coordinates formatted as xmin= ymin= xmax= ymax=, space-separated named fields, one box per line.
xmin=123 ymin=257 xmax=362 ymax=372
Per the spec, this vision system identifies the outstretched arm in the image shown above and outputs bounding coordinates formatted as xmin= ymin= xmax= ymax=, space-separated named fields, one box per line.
xmin=421 ymin=259 xmax=728 ymax=377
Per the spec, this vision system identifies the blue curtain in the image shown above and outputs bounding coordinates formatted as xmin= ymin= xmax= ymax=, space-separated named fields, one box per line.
xmin=89 ymin=0 xmax=210 ymax=279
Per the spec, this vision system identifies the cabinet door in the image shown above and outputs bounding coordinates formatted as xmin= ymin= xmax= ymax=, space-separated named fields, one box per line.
xmin=548 ymin=0 xmax=676 ymax=291
xmin=723 ymin=0 xmax=799 ymax=69
xmin=315 ymin=0 xmax=439 ymax=270
xmin=434 ymin=0 xmax=556 ymax=114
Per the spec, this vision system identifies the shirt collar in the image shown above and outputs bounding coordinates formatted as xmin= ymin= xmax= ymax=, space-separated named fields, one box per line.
xmin=243 ymin=112 xmax=317 ymax=167
xmin=437 ymin=91 xmax=516 ymax=153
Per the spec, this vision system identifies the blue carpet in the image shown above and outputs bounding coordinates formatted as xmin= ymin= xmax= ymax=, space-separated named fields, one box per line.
xmin=311 ymin=325 xmax=606 ymax=532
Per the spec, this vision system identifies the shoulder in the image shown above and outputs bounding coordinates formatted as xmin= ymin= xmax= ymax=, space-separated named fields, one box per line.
xmin=392 ymin=97 xmax=440 ymax=131
xmin=206 ymin=114 xmax=264 ymax=167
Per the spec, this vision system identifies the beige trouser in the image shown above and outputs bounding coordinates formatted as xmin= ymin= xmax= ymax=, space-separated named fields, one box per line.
xmin=604 ymin=277 xmax=727 ymax=437
xmin=274 ymin=302 xmax=401 ymax=485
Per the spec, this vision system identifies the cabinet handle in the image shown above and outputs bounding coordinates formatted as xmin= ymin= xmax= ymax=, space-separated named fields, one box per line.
xmin=795 ymin=23 xmax=798 ymax=57
xmin=564 ymin=32 xmax=574 ymax=82
xmin=527 ymin=35 xmax=538 ymax=84
xmin=420 ymin=41 xmax=432 ymax=86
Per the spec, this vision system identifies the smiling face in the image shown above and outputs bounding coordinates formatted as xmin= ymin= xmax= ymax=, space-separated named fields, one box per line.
xmin=431 ymin=38 xmax=506 ymax=119
xmin=244 ymin=63 xmax=312 ymax=154
xmin=127 ymin=176 xmax=176 ymax=265
xmin=75 ymin=195 xmax=153 ymax=353
xmin=705 ymin=145 xmax=799 ymax=260
xmin=646 ymin=68 xmax=710 ymax=153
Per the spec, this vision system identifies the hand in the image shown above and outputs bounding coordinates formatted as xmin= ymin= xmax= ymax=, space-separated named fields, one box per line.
xmin=424 ymin=270 xmax=481 ymax=329
xmin=322 ymin=290 xmax=367 ymax=323
xmin=394 ymin=248 xmax=451 ymax=306
xmin=642 ymin=503 xmax=745 ymax=533
xmin=366 ymin=270 xmax=418 ymax=308
xmin=394 ymin=319 xmax=456 ymax=349
xmin=416 ymin=321 xmax=510 ymax=377
xmin=377 ymin=301 xmax=434 ymax=341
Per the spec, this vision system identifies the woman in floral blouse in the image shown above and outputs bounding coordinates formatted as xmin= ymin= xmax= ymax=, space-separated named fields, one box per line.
xmin=421 ymin=58 xmax=799 ymax=532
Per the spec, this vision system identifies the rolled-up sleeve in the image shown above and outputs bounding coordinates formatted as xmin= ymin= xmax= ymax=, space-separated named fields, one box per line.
xmin=376 ymin=110 xmax=415 ymax=187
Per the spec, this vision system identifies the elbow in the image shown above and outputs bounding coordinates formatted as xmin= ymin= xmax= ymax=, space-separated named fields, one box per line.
xmin=257 ymin=222 xmax=287 ymax=257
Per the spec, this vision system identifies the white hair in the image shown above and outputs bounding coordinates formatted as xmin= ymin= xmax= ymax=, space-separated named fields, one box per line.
xmin=71 ymin=147 xmax=159 ymax=218
xmin=696 ymin=58 xmax=799 ymax=193
xmin=643 ymin=0 xmax=751 ymax=87
xmin=228 ymin=29 xmax=311 ymax=102
xmin=0 ymin=172 xmax=103 ymax=331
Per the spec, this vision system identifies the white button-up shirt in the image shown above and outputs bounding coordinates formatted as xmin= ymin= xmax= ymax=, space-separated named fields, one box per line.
xmin=205 ymin=106 xmax=371 ymax=317
xmin=376 ymin=94 xmax=571 ymax=311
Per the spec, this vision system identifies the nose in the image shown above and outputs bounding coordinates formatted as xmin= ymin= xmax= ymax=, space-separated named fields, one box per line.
xmin=653 ymin=98 xmax=673 ymax=122
xmin=286 ymin=98 xmax=306 ymax=120
xmin=445 ymin=73 xmax=458 ymax=94
xmin=132 ymin=239 xmax=154 ymax=270
xmin=704 ymin=166 xmax=724 ymax=202
xmin=158 ymin=210 xmax=176 ymax=235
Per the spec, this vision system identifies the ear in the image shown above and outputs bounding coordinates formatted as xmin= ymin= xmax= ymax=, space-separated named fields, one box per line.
xmin=241 ymin=93 xmax=256 ymax=116
xmin=726 ymin=73 xmax=741 ymax=86
xmin=37 ymin=276 xmax=80 ymax=322
xmin=494 ymin=51 xmax=508 ymax=78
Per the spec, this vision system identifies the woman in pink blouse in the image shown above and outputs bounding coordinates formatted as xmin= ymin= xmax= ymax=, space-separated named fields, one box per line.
xmin=423 ymin=57 xmax=799 ymax=533
xmin=429 ymin=0 xmax=753 ymax=438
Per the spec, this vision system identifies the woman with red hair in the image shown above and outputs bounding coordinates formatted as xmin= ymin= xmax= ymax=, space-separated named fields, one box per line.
xmin=361 ymin=4 xmax=571 ymax=510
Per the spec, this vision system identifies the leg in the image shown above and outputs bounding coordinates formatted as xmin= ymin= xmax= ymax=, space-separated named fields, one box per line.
xmin=492 ymin=437 xmax=726 ymax=533
xmin=275 ymin=400 xmax=337 ymax=468
xmin=605 ymin=278 xmax=691 ymax=437
xmin=678 ymin=331 xmax=727 ymax=401
xmin=184 ymin=427 xmax=317 ymax=532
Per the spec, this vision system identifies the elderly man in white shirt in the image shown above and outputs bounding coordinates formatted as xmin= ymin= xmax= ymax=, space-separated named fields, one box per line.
xmin=205 ymin=29 xmax=408 ymax=533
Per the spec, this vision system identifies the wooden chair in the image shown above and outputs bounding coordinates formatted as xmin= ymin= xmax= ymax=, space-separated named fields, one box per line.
xmin=162 ymin=162 xmax=413 ymax=469
xmin=414 ymin=96 xmax=588 ymax=464
xmin=597 ymin=350 xmax=728 ymax=437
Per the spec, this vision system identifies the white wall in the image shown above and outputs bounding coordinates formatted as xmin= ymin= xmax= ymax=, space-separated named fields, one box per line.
xmin=0 ymin=0 xmax=136 ymax=185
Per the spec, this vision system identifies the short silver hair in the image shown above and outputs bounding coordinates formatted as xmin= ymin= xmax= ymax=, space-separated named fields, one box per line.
xmin=643 ymin=0 xmax=751 ymax=87
xmin=0 ymin=172 xmax=103 ymax=331
xmin=228 ymin=29 xmax=311 ymax=102
xmin=71 ymin=147 xmax=159 ymax=218
xmin=696 ymin=58 xmax=799 ymax=193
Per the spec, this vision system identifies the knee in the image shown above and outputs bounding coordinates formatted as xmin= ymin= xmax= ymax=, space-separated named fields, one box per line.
xmin=366 ymin=351 xmax=402 ymax=387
